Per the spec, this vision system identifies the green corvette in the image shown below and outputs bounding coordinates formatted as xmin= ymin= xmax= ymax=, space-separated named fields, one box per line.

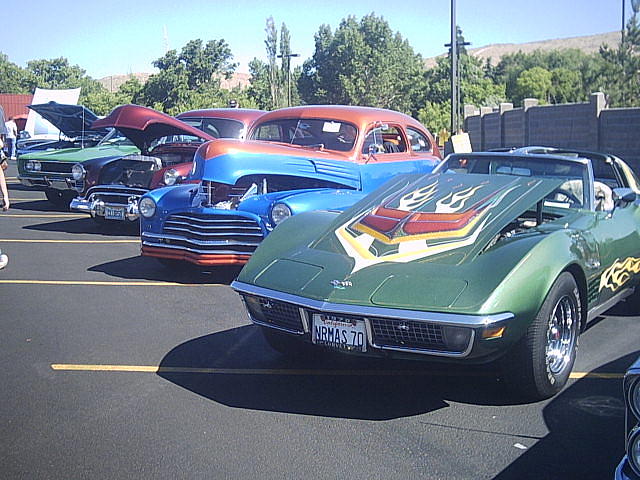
xmin=232 ymin=148 xmax=640 ymax=399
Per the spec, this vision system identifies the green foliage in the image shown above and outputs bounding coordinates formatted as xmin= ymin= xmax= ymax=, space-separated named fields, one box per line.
xmin=600 ymin=3 xmax=640 ymax=106
xmin=136 ymin=38 xmax=237 ymax=114
xmin=514 ymin=66 xmax=552 ymax=104
xmin=248 ymin=18 xmax=298 ymax=110
xmin=298 ymin=13 xmax=425 ymax=114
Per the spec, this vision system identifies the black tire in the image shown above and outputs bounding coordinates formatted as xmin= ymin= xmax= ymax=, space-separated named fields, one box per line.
xmin=45 ymin=189 xmax=76 ymax=209
xmin=503 ymin=272 xmax=581 ymax=400
xmin=261 ymin=327 xmax=315 ymax=358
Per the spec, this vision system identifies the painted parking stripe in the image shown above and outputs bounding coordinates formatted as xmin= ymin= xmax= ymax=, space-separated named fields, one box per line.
xmin=0 ymin=239 xmax=138 ymax=243
xmin=1 ymin=214 xmax=87 ymax=218
xmin=49 ymin=364 xmax=625 ymax=379
xmin=0 ymin=280 xmax=223 ymax=287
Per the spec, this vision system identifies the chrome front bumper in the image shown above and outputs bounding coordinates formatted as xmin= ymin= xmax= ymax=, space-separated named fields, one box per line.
xmin=19 ymin=175 xmax=74 ymax=191
xmin=232 ymin=281 xmax=514 ymax=359
xmin=70 ymin=185 xmax=147 ymax=221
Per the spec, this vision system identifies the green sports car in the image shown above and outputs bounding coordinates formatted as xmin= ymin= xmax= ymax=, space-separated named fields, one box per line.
xmin=232 ymin=148 xmax=640 ymax=400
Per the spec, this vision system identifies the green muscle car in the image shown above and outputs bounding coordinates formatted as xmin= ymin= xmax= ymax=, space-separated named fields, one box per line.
xmin=232 ymin=148 xmax=640 ymax=400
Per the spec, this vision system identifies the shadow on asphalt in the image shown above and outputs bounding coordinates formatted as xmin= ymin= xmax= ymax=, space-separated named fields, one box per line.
xmin=23 ymin=218 xmax=140 ymax=236
xmin=89 ymin=255 xmax=242 ymax=285
xmin=490 ymin=351 xmax=636 ymax=480
xmin=9 ymin=199 xmax=67 ymax=212
xmin=157 ymin=325 xmax=518 ymax=421
xmin=157 ymin=326 xmax=636 ymax=477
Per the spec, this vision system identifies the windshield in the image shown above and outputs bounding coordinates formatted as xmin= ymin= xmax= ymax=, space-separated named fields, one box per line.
xmin=180 ymin=117 xmax=246 ymax=139
xmin=250 ymin=118 xmax=358 ymax=152
xmin=436 ymin=153 xmax=591 ymax=209
xmin=97 ymin=128 xmax=135 ymax=147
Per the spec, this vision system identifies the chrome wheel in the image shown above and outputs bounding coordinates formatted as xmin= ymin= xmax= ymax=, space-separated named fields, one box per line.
xmin=546 ymin=294 xmax=578 ymax=376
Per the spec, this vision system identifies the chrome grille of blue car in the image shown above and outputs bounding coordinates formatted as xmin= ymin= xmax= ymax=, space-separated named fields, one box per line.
xmin=154 ymin=212 xmax=264 ymax=254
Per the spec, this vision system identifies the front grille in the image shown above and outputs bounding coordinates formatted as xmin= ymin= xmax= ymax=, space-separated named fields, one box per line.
xmin=39 ymin=162 xmax=73 ymax=174
xmin=369 ymin=317 xmax=446 ymax=351
xmin=156 ymin=212 xmax=264 ymax=254
xmin=85 ymin=185 xmax=149 ymax=205
xmin=243 ymin=295 xmax=304 ymax=333
xmin=242 ymin=293 xmax=453 ymax=353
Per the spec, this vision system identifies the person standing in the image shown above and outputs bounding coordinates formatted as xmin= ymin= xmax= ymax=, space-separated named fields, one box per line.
xmin=0 ymin=155 xmax=9 ymax=269
xmin=5 ymin=116 xmax=17 ymax=159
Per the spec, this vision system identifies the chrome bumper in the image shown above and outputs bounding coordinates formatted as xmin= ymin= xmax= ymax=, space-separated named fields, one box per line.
xmin=71 ymin=191 xmax=142 ymax=221
xmin=231 ymin=281 xmax=514 ymax=359
xmin=18 ymin=175 xmax=73 ymax=190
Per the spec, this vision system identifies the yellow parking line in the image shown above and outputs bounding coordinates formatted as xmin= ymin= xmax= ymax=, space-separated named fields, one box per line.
xmin=0 ymin=280 xmax=223 ymax=286
xmin=10 ymin=198 xmax=46 ymax=201
xmin=49 ymin=364 xmax=625 ymax=378
xmin=0 ymin=239 xmax=138 ymax=243
xmin=1 ymin=214 xmax=87 ymax=218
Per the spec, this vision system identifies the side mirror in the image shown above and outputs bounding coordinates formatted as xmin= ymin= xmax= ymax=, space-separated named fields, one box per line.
xmin=613 ymin=187 xmax=637 ymax=204
xmin=608 ymin=187 xmax=637 ymax=217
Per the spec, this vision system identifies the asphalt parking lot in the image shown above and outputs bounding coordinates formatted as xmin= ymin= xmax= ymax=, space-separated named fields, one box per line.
xmin=1 ymin=160 xmax=638 ymax=480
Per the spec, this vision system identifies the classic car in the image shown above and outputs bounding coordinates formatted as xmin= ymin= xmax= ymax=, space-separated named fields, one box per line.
xmin=232 ymin=148 xmax=640 ymax=400
xmin=16 ymin=102 xmax=110 ymax=157
xmin=17 ymin=103 xmax=139 ymax=207
xmin=69 ymin=105 xmax=264 ymax=222
xmin=615 ymin=356 xmax=640 ymax=479
xmin=138 ymin=105 xmax=442 ymax=267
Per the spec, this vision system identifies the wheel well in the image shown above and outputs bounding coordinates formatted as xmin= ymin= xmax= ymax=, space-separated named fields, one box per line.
xmin=563 ymin=263 xmax=588 ymax=332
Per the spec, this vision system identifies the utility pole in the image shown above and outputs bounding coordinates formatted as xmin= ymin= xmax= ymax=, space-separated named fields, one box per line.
xmin=277 ymin=52 xmax=300 ymax=106
xmin=450 ymin=0 xmax=457 ymax=133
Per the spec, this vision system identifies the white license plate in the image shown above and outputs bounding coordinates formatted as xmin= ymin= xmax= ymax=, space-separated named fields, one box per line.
xmin=104 ymin=206 xmax=125 ymax=221
xmin=312 ymin=314 xmax=366 ymax=352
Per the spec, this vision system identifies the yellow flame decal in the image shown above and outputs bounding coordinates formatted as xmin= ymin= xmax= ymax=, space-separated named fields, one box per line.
xmin=599 ymin=257 xmax=640 ymax=292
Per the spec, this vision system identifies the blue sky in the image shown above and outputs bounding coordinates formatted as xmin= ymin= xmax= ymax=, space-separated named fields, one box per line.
xmin=3 ymin=0 xmax=628 ymax=79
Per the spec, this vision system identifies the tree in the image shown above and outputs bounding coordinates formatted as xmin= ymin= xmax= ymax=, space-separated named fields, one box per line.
xmin=137 ymin=38 xmax=237 ymax=114
xmin=600 ymin=1 xmax=640 ymax=106
xmin=514 ymin=66 xmax=552 ymax=104
xmin=0 ymin=53 xmax=33 ymax=94
xmin=298 ymin=13 xmax=425 ymax=113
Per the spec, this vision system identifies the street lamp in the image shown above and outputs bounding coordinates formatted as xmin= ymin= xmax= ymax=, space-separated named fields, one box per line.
xmin=277 ymin=52 xmax=300 ymax=107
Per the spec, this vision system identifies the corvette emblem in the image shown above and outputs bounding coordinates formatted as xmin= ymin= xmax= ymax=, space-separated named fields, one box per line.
xmin=330 ymin=279 xmax=353 ymax=289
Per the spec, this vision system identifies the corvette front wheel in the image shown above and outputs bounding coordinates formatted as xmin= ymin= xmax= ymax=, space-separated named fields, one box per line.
xmin=504 ymin=272 xmax=580 ymax=400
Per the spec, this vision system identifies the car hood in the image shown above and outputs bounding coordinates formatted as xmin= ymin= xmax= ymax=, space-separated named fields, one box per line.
xmin=19 ymin=144 xmax=139 ymax=162
xmin=199 ymin=140 xmax=360 ymax=189
xmin=91 ymin=104 xmax=216 ymax=151
xmin=241 ymin=173 xmax=564 ymax=309
xmin=28 ymin=102 xmax=108 ymax=138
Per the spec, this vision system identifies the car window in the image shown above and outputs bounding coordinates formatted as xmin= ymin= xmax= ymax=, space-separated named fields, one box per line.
xmin=251 ymin=118 xmax=358 ymax=152
xmin=406 ymin=127 xmax=432 ymax=153
xmin=180 ymin=117 xmax=246 ymax=139
xmin=362 ymin=125 xmax=407 ymax=154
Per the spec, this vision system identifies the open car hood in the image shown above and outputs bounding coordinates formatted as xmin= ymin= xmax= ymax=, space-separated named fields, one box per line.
xmin=28 ymin=102 xmax=108 ymax=138
xmin=314 ymin=172 xmax=565 ymax=272
xmin=91 ymin=104 xmax=216 ymax=151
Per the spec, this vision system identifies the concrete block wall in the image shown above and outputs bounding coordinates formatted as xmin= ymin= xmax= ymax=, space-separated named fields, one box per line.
xmin=464 ymin=92 xmax=640 ymax=171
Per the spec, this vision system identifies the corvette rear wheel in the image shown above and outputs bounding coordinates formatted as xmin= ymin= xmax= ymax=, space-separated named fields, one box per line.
xmin=504 ymin=272 xmax=580 ymax=400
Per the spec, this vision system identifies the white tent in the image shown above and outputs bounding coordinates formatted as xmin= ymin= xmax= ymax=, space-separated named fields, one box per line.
xmin=24 ymin=87 xmax=81 ymax=139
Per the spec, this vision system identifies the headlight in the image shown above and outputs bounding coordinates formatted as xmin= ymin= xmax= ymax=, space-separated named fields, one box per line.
xmin=138 ymin=197 xmax=156 ymax=218
xmin=629 ymin=377 xmax=640 ymax=420
xmin=629 ymin=427 xmax=640 ymax=476
xmin=163 ymin=168 xmax=180 ymax=186
xmin=72 ymin=163 xmax=85 ymax=181
xmin=26 ymin=160 xmax=41 ymax=171
xmin=271 ymin=203 xmax=292 ymax=226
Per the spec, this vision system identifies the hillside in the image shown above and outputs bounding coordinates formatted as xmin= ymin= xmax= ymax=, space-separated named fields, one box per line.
xmin=98 ymin=71 xmax=251 ymax=93
xmin=424 ymin=31 xmax=621 ymax=68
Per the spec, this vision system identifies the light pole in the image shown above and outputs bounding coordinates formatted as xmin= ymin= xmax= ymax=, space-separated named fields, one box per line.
xmin=450 ymin=0 xmax=457 ymax=133
xmin=277 ymin=52 xmax=300 ymax=107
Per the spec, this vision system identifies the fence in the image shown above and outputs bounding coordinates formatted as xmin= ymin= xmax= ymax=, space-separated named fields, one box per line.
xmin=463 ymin=92 xmax=640 ymax=171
